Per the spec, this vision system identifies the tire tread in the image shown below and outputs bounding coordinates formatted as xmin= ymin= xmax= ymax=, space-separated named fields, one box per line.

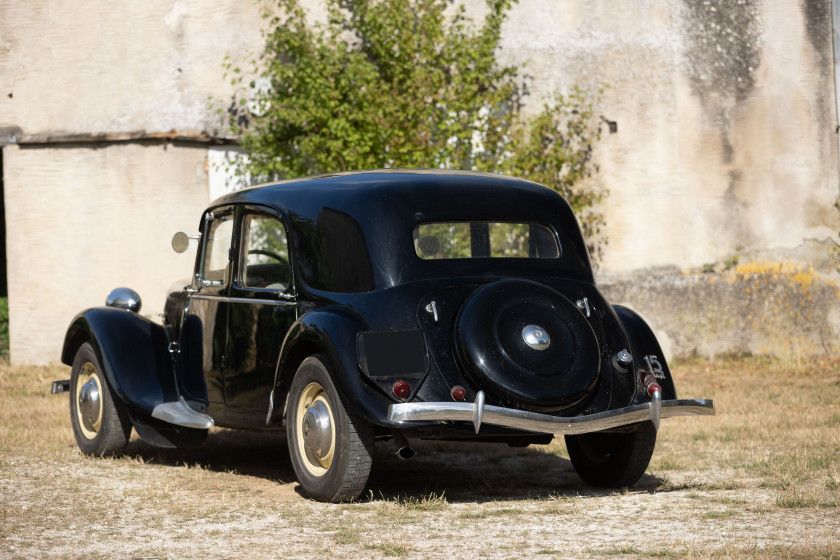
xmin=287 ymin=355 xmax=373 ymax=503
xmin=565 ymin=421 xmax=656 ymax=488
xmin=70 ymin=342 xmax=131 ymax=456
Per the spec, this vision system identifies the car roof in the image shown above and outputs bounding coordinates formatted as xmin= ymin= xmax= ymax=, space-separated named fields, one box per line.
xmin=212 ymin=170 xmax=594 ymax=289
xmin=216 ymin=169 xmax=542 ymax=206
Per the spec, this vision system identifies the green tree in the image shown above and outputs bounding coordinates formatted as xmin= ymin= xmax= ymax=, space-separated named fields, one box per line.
xmin=0 ymin=297 xmax=8 ymax=358
xmin=225 ymin=0 xmax=606 ymax=260
xmin=493 ymin=89 xmax=606 ymax=259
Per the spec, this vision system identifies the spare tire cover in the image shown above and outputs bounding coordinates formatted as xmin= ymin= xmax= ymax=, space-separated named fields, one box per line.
xmin=455 ymin=279 xmax=600 ymax=410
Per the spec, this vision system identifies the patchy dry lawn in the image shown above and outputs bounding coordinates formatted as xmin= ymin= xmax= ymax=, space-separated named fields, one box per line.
xmin=1 ymin=356 xmax=838 ymax=559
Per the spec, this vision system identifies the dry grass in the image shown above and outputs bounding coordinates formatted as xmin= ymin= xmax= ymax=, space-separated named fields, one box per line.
xmin=1 ymin=355 xmax=838 ymax=559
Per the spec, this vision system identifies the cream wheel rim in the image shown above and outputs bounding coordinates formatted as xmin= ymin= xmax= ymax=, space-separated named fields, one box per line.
xmin=75 ymin=362 xmax=103 ymax=440
xmin=295 ymin=382 xmax=336 ymax=477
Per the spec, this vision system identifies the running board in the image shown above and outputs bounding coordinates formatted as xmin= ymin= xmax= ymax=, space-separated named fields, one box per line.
xmin=151 ymin=397 xmax=214 ymax=430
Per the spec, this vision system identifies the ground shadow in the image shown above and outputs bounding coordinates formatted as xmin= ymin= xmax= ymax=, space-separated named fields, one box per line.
xmin=122 ymin=428 xmax=297 ymax=484
xmin=119 ymin=429 xmax=667 ymax=504
xmin=365 ymin=439 xmax=667 ymax=503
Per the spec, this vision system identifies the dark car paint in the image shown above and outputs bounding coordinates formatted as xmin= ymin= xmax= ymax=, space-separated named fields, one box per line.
xmin=211 ymin=170 xmax=595 ymax=290
xmin=612 ymin=304 xmax=677 ymax=400
xmin=62 ymin=170 xmax=676 ymax=443
xmin=61 ymin=308 xmax=177 ymax=415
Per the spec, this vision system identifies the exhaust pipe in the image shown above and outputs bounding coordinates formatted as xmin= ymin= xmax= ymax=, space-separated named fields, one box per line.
xmin=392 ymin=431 xmax=415 ymax=461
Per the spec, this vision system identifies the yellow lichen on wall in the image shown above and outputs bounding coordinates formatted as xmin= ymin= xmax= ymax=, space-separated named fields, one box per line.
xmin=725 ymin=262 xmax=835 ymax=356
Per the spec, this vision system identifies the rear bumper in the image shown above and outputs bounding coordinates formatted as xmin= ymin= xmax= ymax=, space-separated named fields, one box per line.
xmin=387 ymin=390 xmax=715 ymax=435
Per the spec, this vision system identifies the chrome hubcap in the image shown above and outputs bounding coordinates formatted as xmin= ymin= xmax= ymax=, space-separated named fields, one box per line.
xmin=79 ymin=378 xmax=101 ymax=432
xmin=522 ymin=324 xmax=550 ymax=351
xmin=302 ymin=400 xmax=332 ymax=461
xmin=75 ymin=362 xmax=103 ymax=439
xmin=295 ymin=382 xmax=336 ymax=477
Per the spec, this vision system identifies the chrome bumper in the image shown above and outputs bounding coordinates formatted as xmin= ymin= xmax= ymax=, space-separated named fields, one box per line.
xmin=387 ymin=390 xmax=715 ymax=435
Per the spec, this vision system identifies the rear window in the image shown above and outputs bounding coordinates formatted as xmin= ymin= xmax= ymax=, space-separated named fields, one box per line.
xmin=413 ymin=222 xmax=560 ymax=260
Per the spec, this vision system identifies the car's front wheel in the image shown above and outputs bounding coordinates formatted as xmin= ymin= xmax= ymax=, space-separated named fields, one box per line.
xmin=286 ymin=355 xmax=373 ymax=502
xmin=565 ymin=422 xmax=656 ymax=488
xmin=69 ymin=342 xmax=132 ymax=456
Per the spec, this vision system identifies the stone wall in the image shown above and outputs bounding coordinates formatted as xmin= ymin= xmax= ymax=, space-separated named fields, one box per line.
xmin=601 ymin=262 xmax=840 ymax=361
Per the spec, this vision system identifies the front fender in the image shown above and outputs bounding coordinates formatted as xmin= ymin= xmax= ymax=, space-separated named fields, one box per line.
xmin=268 ymin=306 xmax=390 ymax=426
xmin=612 ymin=305 xmax=677 ymax=400
xmin=62 ymin=308 xmax=177 ymax=415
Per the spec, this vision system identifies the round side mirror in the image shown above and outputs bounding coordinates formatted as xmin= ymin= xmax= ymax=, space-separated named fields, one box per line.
xmin=172 ymin=231 xmax=190 ymax=253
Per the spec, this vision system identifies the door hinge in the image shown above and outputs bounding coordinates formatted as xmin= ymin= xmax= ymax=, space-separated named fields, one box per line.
xmin=228 ymin=247 xmax=236 ymax=261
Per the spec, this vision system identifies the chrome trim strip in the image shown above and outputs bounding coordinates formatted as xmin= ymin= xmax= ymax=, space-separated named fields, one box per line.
xmin=190 ymin=294 xmax=295 ymax=306
xmin=152 ymin=397 xmax=215 ymax=430
xmin=387 ymin=396 xmax=715 ymax=436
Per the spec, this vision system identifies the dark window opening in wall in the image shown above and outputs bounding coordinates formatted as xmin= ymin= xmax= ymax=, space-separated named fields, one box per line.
xmin=0 ymin=148 xmax=6 ymax=297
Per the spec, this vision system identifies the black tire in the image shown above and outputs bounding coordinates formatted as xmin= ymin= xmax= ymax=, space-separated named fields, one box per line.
xmin=565 ymin=422 xmax=657 ymax=488
xmin=69 ymin=342 xmax=131 ymax=456
xmin=286 ymin=355 xmax=373 ymax=502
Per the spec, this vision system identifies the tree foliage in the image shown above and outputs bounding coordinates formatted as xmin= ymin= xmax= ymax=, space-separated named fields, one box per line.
xmin=493 ymin=89 xmax=606 ymax=253
xmin=0 ymin=297 xmax=8 ymax=357
xmin=225 ymin=0 xmax=606 ymax=260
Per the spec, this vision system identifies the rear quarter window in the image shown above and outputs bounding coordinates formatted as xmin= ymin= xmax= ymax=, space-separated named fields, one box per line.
xmin=297 ymin=208 xmax=375 ymax=293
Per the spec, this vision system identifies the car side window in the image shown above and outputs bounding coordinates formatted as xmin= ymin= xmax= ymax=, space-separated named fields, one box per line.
xmin=199 ymin=214 xmax=234 ymax=286
xmin=241 ymin=214 xmax=290 ymax=290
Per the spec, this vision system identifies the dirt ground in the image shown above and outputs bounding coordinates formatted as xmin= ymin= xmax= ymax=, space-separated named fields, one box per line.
xmin=1 ymin=357 xmax=839 ymax=559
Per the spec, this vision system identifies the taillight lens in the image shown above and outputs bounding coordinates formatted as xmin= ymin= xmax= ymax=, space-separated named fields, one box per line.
xmin=640 ymin=372 xmax=661 ymax=397
xmin=392 ymin=381 xmax=410 ymax=399
xmin=451 ymin=386 xmax=467 ymax=401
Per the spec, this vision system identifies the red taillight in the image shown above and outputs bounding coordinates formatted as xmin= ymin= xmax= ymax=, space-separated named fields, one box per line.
xmin=451 ymin=386 xmax=467 ymax=401
xmin=641 ymin=372 xmax=661 ymax=397
xmin=393 ymin=381 xmax=410 ymax=399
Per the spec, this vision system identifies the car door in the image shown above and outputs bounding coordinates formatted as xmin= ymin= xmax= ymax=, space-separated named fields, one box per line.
xmin=222 ymin=206 xmax=297 ymax=426
xmin=180 ymin=207 xmax=235 ymax=409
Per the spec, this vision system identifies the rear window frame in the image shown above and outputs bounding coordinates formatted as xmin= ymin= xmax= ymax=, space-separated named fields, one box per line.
xmin=412 ymin=221 xmax=562 ymax=261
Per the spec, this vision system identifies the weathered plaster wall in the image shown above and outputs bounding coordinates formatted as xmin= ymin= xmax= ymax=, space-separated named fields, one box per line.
xmin=492 ymin=0 xmax=840 ymax=358
xmin=0 ymin=0 xmax=266 ymax=136
xmin=3 ymin=143 xmax=207 ymax=364
xmin=494 ymin=0 xmax=839 ymax=274
xmin=0 ymin=0 xmax=268 ymax=363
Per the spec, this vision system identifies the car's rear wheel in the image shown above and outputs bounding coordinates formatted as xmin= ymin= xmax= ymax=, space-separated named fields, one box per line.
xmin=286 ymin=355 xmax=373 ymax=502
xmin=69 ymin=342 xmax=131 ymax=456
xmin=565 ymin=422 xmax=656 ymax=488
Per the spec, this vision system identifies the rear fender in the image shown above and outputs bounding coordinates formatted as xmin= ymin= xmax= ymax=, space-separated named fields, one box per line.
xmin=61 ymin=308 xmax=178 ymax=415
xmin=612 ymin=305 xmax=677 ymax=400
xmin=267 ymin=307 xmax=389 ymax=426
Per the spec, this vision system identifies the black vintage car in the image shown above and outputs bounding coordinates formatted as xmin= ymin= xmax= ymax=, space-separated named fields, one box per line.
xmin=54 ymin=170 xmax=714 ymax=502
